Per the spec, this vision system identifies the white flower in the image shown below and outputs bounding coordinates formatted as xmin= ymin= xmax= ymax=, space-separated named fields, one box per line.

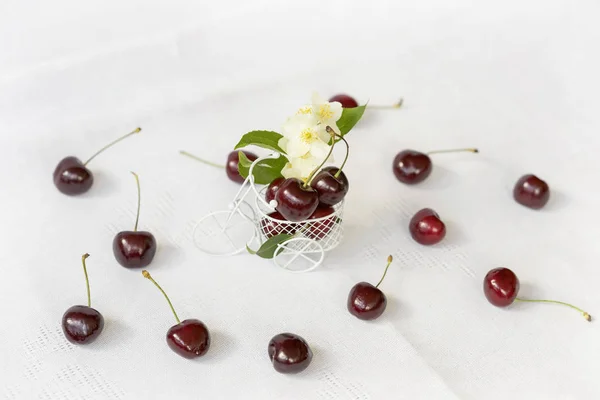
xmin=281 ymin=153 xmax=333 ymax=182
xmin=277 ymin=92 xmax=342 ymax=181
xmin=279 ymin=114 xmax=331 ymax=159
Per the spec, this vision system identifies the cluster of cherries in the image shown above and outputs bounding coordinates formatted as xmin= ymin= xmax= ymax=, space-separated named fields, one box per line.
xmin=53 ymin=128 xmax=317 ymax=372
xmin=55 ymin=92 xmax=591 ymax=379
xmin=336 ymin=93 xmax=590 ymax=322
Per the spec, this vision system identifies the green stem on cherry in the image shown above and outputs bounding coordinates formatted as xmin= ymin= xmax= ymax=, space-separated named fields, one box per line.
xmin=427 ymin=148 xmax=479 ymax=155
xmin=81 ymin=253 xmax=91 ymax=308
xmin=142 ymin=270 xmax=181 ymax=324
xmin=368 ymin=98 xmax=404 ymax=109
xmin=333 ymin=133 xmax=350 ymax=179
xmin=180 ymin=150 xmax=225 ymax=169
xmin=304 ymin=126 xmax=337 ymax=187
xmin=515 ymin=298 xmax=591 ymax=322
xmin=83 ymin=127 xmax=141 ymax=166
xmin=375 ymin=255 xmax=393 ymax=289
xmin=130 ymin=172 xmax=142 ymax=232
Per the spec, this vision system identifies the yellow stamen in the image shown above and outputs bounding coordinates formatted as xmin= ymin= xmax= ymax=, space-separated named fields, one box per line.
xmin=318 ymin=104 xmax=334 ymax=120
xmin=300 ymin=128 xmax=318 ymax=144
xmin=297 ymin=106 xmax=312 ymax=115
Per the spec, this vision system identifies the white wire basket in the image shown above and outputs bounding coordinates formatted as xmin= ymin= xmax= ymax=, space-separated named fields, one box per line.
xmin=192 ymin=152 xmax=344 ymax=272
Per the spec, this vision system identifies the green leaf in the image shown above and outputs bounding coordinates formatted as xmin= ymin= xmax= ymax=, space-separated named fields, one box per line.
xmin=253 ymin=233 xmax=294 ymax=259
xmin=234 ymin=130 xmax=286 ymax=154
xmin=336 ymin=105 xmax=367 ymax=136
xmin=237 ymin=151 xmax=287 ymax=185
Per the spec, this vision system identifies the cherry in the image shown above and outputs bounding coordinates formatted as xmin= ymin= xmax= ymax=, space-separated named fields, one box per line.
xmin=393 ymin=148 xmax=478 ymax=184
xmin=143 ymin=271 xmax=211 ymax=358
xmin=348 ymin=255 xmax=393 ymax=320
xmin=328 ymin=94 xmax=403 ymax=109
xmin=409 ymin=208 xmax=446 ymax=245
xmin=180 ymin=150 xmax=258 ymax=184
xmin=329 ymin=94 xmax=359 ymax=108
xmin=310 ymin=133 xmax=350 ymax=207
xmin=261 ymin=211 xmax=296 ymax=238
xmin=274 ymin=126 xmax=340 ymax=222
xmin=274 ymin=178 xmax=319 ymax=222
xmin=113 ymin=172 xmax=157 ymax=268
xmin=513 ymin=174 xmax=550 ymax=209
xmin=268 ymin=333 xmax=313 ymax=374
xmin=265 ymin=177 xmax=285 ymax=204
xmin=305 ymin=206 xmax=336 ymax=240
xmin=53 ymin=128 xmax=141 ymax=195
xmin=62 ymin=254 xmax=104 ymax=344
xmin=484 ymin=267 xmax=591 ymax=321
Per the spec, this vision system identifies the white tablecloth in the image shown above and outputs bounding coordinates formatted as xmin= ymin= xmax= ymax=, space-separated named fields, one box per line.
xmin=1 ymin=1 xmax=599 ymax=399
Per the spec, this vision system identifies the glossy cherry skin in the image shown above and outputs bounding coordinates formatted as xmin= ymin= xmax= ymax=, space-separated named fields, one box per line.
xmin=347 ymin=282 xmax=387 ymax=320
xmin=393 ymin=150 xmax=432 ymax=184
xmin=306 ymin=206 xmax=336 ymax=240
xmin=265 ymin=177 xmax=285 ymax=203
xmin=310 ymin=168 xmax=349 ymax=206
xmin=166 ymin=319 xmax=211 ymax=359
xmin=322 ymin=166 xmax=349 ymax=189
xmin=484 ymin=268 xmax=520 ymax=307
xmin=274 ymin=178 xmax=320 ymax=222
xmin=513 ymin=174 xmax=550 ymax=209
xmin=329 ymin=94 xmax=358 ymax=108
xmin=409 ymin=208 xmax=446 ymax=245
xmin=261 ymin=211 xmax=295 ymax=238
xmin=113 ymin=231 xmax=157 ymax=268
xmin=53 ymin=156 xmax=94 ymax=195
xmin=226 ymin=151 xmax=258 ymax=184
xmin=268 ymin=333 xmax=313 ymax=374
xmin=62 ymin=305 xmax=104 ymax=344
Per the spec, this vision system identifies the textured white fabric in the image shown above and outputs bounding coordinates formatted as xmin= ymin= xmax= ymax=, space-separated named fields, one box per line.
xmin=1 ymin=1 xmax=600 ymax=399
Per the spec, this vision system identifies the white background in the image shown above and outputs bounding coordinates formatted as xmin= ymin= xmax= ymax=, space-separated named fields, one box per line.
xmin=1 ymin=1 xmax=599 ymax=399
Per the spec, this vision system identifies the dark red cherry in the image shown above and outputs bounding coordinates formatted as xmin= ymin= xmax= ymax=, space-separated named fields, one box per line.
xmin=310 ymin=168 xmax=348 ymax=206
xmin=260 ymin=211 xmax=295 ymax=238
xmin=409 ymin=208 xmax=446 ymax=245
xmin=392 ymin=150 xmax=432 ymax=184
xmin=305 ymin=206 xmax=336 ymax=240
xmin=143 ymin=271 xmax=212 ymax=359
xmin=113 ymin=231 xmax=157 ymax=268
xmin=62 ymin=254 xmax=104 ymax=344
xmin=483 ymin=267 xmax=591 ymax=321
xmin=348 ymin=256 xmax=393 ymax=320
xmin=53 ymin=128 xmax=140 ymax=195
xmin=62 ymin=305 xmax=104 ymax=344
xmin=265 ymin=177 xmax=285 ymax=203
xmin=113 ymin=172 xmax=157 ymax=268
xmin=274 ymin=178 xmax=319 ymax=222
xmin=513 ymin=174 xmax=550 ymax=209
xmin=268 ymin=333 xmax=313 ymax=374
xmin=329 ymin=94 xmax=358 ymax=108
xmin=53 ymin=157 xmax=94 ymax=195
xmin=227 ymin=150 xmax=258 ymax=184
xmin=167 ymin=319 xmax=211 ymax=359
xmin=393 ymin=148 xmax=478 ymax=184
xmin=322 ymin=166 xmax=349 ymax=189
xmin=484 ymin=268 xmax=519 ymax=307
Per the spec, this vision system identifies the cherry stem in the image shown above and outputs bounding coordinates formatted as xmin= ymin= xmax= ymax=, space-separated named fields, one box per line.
xmin=83 ymin=127 xmax=141 ymax=166
xmin=515 ymin=298 xmax=591 ymax=322
xmin=131 ymin=172 xmax=141 ymax=232
xmin=142 ymin=270 xmax=181 ymax=324
xmin=180 ymin=150 xmax=225 ymax=169
xmin=304 ymin=126 xmax=337 ymax=187
xmin=427 ymin=148 xmax=479 ymax=155
xmin=81 ymin=253 xmax=91 ymax=308
xmin=333 ymin=133 xmax=350 ymax=178
xmin=375 ymin=255 xmax=393 ymax=289
xmin=368 ymin=98 xmax=404 ymax=109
